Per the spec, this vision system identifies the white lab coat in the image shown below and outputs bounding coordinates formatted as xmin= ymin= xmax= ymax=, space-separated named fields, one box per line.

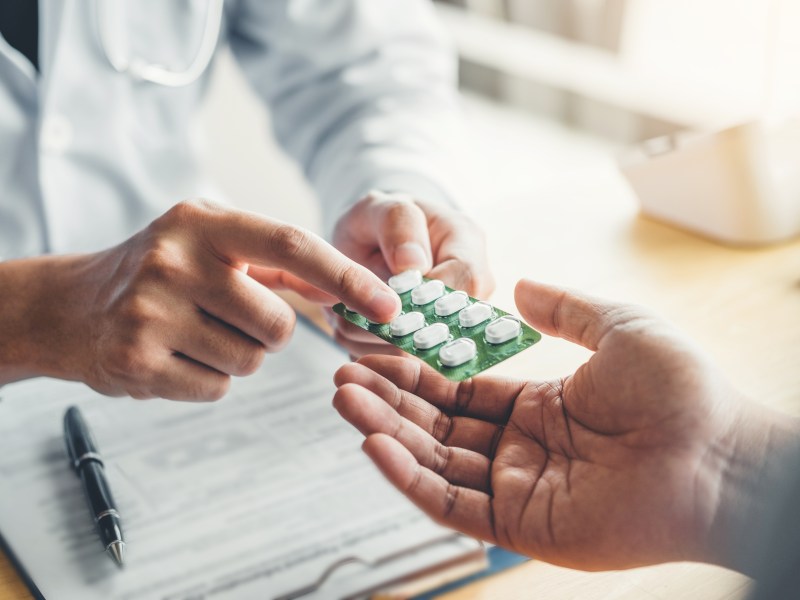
xmin=0 ymin=0 xmax=463 ymax=260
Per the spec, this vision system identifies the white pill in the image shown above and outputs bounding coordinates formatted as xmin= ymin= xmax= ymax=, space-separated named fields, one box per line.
xmin=413 ymin=323 xmax=451 ymax=350
xmin=459 ymin=301 xmax=493 ymax=328
xmin=439 ymin=338 xmax=478 ymax=367
xmin=485 ymin=316 xmax=522 ymax=345
xmin=411 ymin=280 xmax=446 ymax=306
xmin=434 ymin=291 xmax=469 ymax=317
xmin=390 ymin=312 xmax=426 ymax=337
xmin=388 ymin=270 xmax=423 ymax=294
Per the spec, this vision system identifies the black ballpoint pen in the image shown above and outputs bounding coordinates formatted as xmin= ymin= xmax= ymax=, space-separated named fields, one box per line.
xmin=64 ymin=406 xmax=126 ymax=568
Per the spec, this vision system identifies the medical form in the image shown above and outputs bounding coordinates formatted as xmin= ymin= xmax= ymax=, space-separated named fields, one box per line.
xmin=0 ymin=321 xmax=480 ymax=599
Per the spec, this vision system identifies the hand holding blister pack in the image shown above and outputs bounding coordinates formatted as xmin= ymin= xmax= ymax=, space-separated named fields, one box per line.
xmin=333 ymin=271 xmax=541 ymax=381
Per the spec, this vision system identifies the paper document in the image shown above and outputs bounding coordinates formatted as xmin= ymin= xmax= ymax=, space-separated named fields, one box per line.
xmin=0 ymin=321 xmax=481 ymax=599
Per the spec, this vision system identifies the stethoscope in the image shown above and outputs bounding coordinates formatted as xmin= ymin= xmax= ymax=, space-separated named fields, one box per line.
xmin=94 ymin=0 xmax=225 ymax=87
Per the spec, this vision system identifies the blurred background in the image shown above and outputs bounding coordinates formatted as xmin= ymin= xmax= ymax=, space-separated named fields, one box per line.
xmin=435 ymin=0 xmax=800 ymax=140
xmin=201 ymin=0 xmax=800 ymax=230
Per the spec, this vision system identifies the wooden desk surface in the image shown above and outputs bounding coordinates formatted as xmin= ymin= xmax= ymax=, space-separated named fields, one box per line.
xmin=3 ymin=101 xmax=799 ymax=598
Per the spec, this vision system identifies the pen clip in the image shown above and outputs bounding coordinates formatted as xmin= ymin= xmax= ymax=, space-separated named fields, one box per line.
xmin=64 ymin=406 xmax=103 ymax=473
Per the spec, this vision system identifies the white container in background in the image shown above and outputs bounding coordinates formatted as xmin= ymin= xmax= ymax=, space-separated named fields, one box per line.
xmin=619 ymin=120 xmax=800 ymax=245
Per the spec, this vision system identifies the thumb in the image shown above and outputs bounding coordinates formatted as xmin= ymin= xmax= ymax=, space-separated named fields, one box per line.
xmin=514 ymin=279 xmax=638 ymax=351
xmin=371 ymin=193 xmax=434 ymax=274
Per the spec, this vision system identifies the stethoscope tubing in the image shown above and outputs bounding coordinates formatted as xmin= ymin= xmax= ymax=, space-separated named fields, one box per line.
xmin=93 ymin=0 xmax=224 ymax=87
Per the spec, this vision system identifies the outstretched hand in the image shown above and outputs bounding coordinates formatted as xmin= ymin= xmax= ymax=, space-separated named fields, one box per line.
xmin=334 ymin=280 xmax=752 ymax=570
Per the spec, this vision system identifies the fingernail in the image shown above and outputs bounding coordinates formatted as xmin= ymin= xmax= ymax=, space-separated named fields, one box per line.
xmin=370 ymin=288 xmax=401 ymax=321
xmin=394 ymin=243 xmax=430 ymax=271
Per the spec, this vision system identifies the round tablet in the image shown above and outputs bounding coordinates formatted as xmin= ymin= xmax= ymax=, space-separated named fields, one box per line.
xmin=390 ymin=312 xmax=426 ymax=337
xmin=413 ymin=323 xmax=451 ymax=350
xmin=434 ymin=291 xmax=469 ymax=317
xmin=411 ymin=280 xmax=446 ymax=306
xmin=458 ymin=301 xmax=493 ymax=328
xmin=388 ymin=270 xmax=423 ymax=294
xmin=439 ymin=338 xmax=478 ymax=367
xmin=485 ymin=316 xmax=522 ymax=345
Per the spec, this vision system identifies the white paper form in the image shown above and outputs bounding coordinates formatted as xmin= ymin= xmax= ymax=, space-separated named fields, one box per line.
xmin=0 ymin=321 xmax=480 ymax=600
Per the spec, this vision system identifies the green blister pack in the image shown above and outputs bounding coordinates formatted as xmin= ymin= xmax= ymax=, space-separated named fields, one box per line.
xmin=333 ymin=270 xmax=542 ymax=381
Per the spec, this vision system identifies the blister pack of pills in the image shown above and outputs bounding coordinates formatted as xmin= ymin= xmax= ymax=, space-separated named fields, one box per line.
xmin=333 ymin=270 xmax=541 ymax=381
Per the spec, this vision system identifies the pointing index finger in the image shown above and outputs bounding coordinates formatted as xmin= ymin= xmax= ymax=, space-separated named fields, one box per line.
xmin=197 ymin=202 xmax=401 ymax=323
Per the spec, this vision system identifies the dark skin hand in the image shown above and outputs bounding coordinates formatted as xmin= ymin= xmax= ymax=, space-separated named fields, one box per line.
xmin=334 ymin=279 xmax=800 ymax=572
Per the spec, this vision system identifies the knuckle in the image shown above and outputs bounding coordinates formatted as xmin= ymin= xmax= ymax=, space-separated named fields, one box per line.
xmin=236 ymin=346 xmax=266 ymax=376
xmin=431 ymin=443 xmax=451 ymax=476
xmin=165 ymin=198 xmax=213 ymax=222
xmin=156 ymin=200 xmax=198 ymax=230
xmin=407 ymin=465 xmax=425 ymax=496
xmin=431 ymin=412 xmax=454 ymax=443
xmin=607 ymin=306 xmax=657 ymax=338
xmin=381 ymin=199 xmax=425 ymax=232
xmin=108 ymin=343 xmax=150 ymax=379
xmin=262 ymin=306 xmax=296 ymax=351
xmin=152 ymin=199 xmax=220 ymax=235
xmin=116 ymin=294 xmax=155 ymax=331
xmin=363 ymin=189 xmax=397 ymax=206
xmin=266 ymin=224 xmax=311 ymax=259
xmin=136 ymin=241 xmax=185 ymax=285
xmin=204 ymin=376 xmax=231 ymax=402
xmin=136 ymin=216 xmax=193 ymax=283
xmin=442 ymin=484 xmax=460 ymax=519
xmin=176 ymin=372 xmax=230 ymax=402
xmin=335 ymin=263 xmax=366 ymax=298
xmin=602 ymin=304 xmax=631 ymax=328
xmin=384 ymin=199 xmax=417 ymax=221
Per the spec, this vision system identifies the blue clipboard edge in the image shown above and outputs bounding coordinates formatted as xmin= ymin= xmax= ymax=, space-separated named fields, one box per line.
xmin=411 ymin=547 xmax=529 ymax=600
xmin=0 ymin=530 xmax=45 ymax=600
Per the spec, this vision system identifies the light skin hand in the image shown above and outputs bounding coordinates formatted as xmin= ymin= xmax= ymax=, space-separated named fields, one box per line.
xmin=0 ymin=199 xmax=400 ymax=401
xmin=331 ymin=191 xmax=494 ymax=358
xmin=334 ymin=279 xmax=800 ymax=572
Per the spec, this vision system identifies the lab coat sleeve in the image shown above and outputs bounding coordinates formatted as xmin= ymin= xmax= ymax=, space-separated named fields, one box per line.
xmin=226 ymin=0 xmax=466 ymax=238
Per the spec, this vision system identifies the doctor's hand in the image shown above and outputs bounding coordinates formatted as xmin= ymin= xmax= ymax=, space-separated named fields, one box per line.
xmin=333 ymin=280 xmax=798 ymax=572
xmin=332 ymin=191 xmax=494 ymax=357
xmin=40 ymin=200 xmax=400 ymax=401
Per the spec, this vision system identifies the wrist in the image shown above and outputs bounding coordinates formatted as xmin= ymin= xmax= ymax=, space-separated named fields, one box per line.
xmin=0 ymin=254 xmax=96 ymax=384
xmin=705 ymin=399 xmax=800 ymax=574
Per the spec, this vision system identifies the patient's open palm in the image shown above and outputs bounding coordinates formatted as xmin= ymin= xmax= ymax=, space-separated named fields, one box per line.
xmin=334 ymin=280 xmax=740 ymax=570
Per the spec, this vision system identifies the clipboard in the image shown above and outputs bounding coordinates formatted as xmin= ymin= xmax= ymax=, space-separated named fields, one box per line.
xmin=0 ymin=318 xmax=488 ymax=600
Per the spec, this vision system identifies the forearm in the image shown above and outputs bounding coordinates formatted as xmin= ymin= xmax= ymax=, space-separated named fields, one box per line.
xmin=706 ymin=400 xmax=800 ymax=575
xmin=0 ymin=254 xmax=92 ymax=385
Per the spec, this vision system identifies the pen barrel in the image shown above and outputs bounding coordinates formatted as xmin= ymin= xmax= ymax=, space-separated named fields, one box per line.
xmin=79 ymin=461 xmax=124 ymax=546
xmin=64 ymin=406 xmax=99 ymax=468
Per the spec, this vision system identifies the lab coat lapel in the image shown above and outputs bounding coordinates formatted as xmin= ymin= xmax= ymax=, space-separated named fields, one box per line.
xmin=38 ymin=0 xmax=67 ymax=99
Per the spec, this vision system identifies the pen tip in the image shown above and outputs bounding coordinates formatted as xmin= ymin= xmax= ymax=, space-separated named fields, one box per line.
xmin=107 ymin=541 xmax=126 ymax=568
